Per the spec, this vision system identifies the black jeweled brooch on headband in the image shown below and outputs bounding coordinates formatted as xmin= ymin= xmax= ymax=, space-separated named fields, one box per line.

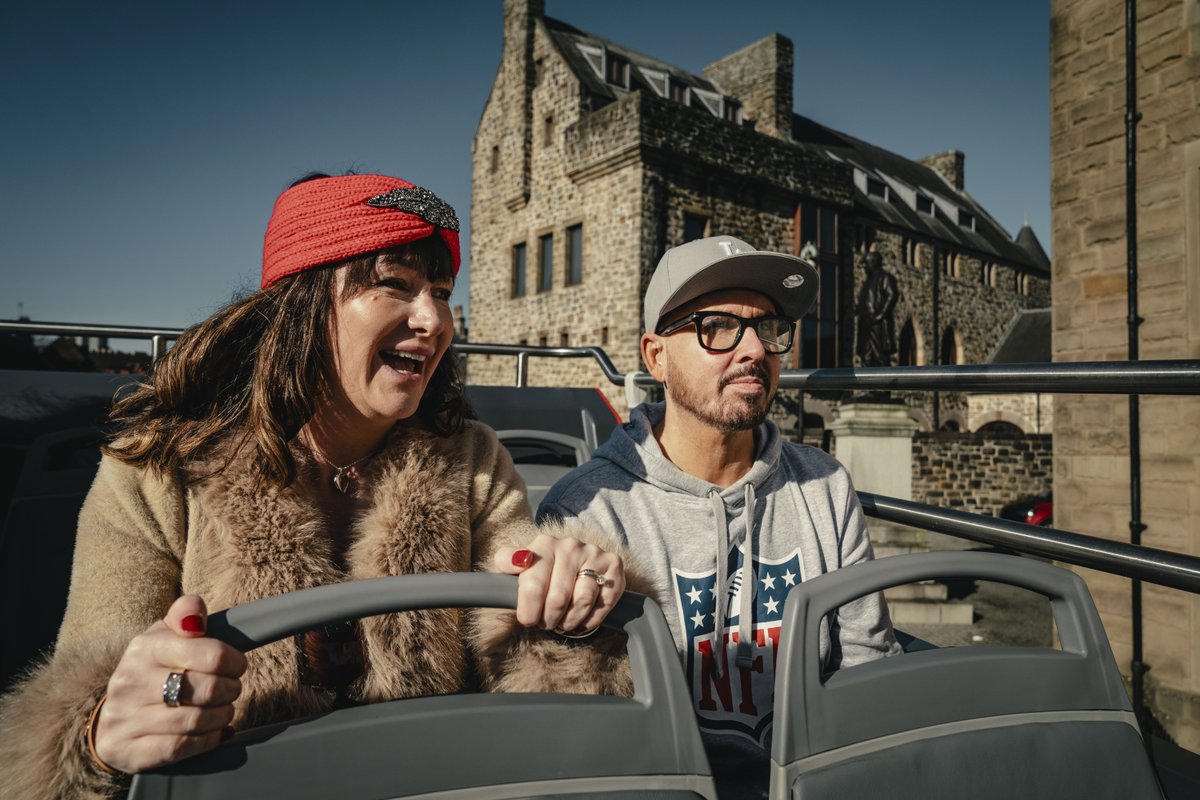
xmin=365 ymin=186 xmax=460 ymax=232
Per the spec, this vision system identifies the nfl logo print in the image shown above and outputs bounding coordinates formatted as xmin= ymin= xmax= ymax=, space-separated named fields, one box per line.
xmin=674 ymin=548 xmax=802 ymax=746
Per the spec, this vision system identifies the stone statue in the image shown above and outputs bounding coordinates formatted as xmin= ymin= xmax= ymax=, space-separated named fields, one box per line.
xmin=856 ymin=251 xmax=899 ymax=367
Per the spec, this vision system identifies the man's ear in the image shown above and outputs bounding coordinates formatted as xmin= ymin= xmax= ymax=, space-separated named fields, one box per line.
xmin=641 ymin=333 xmax=668 ymax=383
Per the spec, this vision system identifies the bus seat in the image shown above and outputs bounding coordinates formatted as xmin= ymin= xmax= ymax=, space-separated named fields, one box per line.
xmin=770 ymin=551 xmax=1163 ymax=800
xmin=129 ymin=574 xmax=716 ymax=800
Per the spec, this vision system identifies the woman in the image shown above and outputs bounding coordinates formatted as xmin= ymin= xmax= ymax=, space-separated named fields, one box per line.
xmin=0 ymin=173 xmax=633 ymax=798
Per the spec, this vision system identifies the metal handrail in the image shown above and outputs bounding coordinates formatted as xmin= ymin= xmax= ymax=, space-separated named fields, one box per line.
xmin=6 ymin=319 xmax=1200 ymax=395
xmin=860 ymin=493 xmax=1200 ymax=595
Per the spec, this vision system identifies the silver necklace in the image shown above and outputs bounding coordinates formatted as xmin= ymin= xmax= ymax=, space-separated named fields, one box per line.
xmin=308 ymin=442 xmax=375 ymax=494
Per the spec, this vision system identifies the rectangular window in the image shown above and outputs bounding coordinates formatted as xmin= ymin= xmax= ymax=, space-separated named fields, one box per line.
xmin=866 ymin=176 xmax=887 ymax=199
xmin=512 ymin=243 xmax=527 ymax=298
xmin=605 ymin=54 xmax=629 ymax=87
xmin=669 ymin=79 xmax=688 ymax=104
xmin=800 ymin=258 xmax=841 ymax=369
xmin=543 ymin=115 xmax=554 ymax=148
xmin=819 ymin=207 xmax=838 ymax=254
xmin=559 ymin=331 xmax=569 ymax=347
xmin=538 ymin=233 xmax=553 ymax=292
xmin=958 ymin=209 xmax=975 ymax=230
xmin=722 ymin=98 xmax=741 ymax=123
xmin=566 ymin=224 xmax=583 ymax=285
xmin=683 ymin=213 xmax=708 ymax=243
xmin=916 ymin=194 xmax=933 ymax=215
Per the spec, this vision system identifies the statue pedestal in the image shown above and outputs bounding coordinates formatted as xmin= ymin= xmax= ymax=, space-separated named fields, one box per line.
xmin=830 ymin=403 xmax=973 ymax=625
xmin=829 ymin=402 xmax=920 ymax=557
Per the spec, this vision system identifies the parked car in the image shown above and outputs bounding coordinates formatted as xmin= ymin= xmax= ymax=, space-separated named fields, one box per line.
xmin=999 ymin=492 xmax=1053 ymax=527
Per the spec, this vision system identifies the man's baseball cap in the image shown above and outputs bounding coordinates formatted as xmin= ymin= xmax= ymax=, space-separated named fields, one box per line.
xmin=644 ymin=235 xmax=820 ymax=332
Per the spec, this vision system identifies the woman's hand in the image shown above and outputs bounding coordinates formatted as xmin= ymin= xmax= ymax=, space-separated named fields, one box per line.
xmin=94 ymin=595 xmax=246 ymax=774
xmin=493 ymin=534 xmax=626 ymax=636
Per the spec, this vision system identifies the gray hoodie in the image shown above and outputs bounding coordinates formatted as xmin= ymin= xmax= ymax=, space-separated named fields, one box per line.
xmin=538 ymin=402 xmax=898 ymax=762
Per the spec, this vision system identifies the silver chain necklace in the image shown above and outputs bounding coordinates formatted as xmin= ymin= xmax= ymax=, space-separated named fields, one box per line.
xmin=307 ymin=440 xmax=376 ymax=494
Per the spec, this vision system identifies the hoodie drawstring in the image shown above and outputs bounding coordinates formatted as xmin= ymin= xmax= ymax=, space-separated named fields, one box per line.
xmin=709 ymin=485 xmax=758 ymax=675
xmin=736 ymin=483 xmax=756 ymax=669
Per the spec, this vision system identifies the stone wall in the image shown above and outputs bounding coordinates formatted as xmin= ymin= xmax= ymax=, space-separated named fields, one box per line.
xmin=1050 ymin=0 xmax=1200 ymax=749
xmin=910 ymin=432 xmax=1054 ymax=517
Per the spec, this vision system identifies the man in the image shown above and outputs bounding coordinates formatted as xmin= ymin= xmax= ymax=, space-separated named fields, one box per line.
xmin=538 ymin=235 xmax=898 ymax=790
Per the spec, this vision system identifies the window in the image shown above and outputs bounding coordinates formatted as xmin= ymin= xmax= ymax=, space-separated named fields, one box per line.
xmin=538 ymin=233 xmax=553 ymax=292
xmin=512 ymin=242 xmax=527 ymax=298
xmin=800 ymin=258 xmax=841 ymax=369
xmin=940 ymin=326 xmax=960 ymax=366
xmin=916 ymin=194 xmax=933 ymax=215
xmin=490 ymin=145 xmax=499 ymax=174
xmin=600 ymin=326 xmax=609 ymax=345
xmin=566 ymin=223 xmax=583 ymax=285
xmin=669 ymin=78 xmax=688 ymax=104
xmin=866 ymin=176 xmax=887 ymax=199
xmin=899 ymin=319 xmax=919 ymax=366
xmin=559 ymin=331 xmax=569 ymax=347
xmin=538 ymin=334 xmax=548 ymax=347
xmin=605 ymin=53 xmax=629 ymax=87
xmin=796 ymin=201 xmax=843 ymax=369
xmin=958 ymin=208 xmax=975 ymax=230
xmin=722 ymin=97 xmax=741 ymax=123
xmin=798 ymin=202 xmax=839 ymax=255
xmin=543 ymin=115 xmax=554 ymax=148
xmin=534 ymin=57 xmax=544 ymax=87
xmin=683 ymin=213 xmax=709 ymax=243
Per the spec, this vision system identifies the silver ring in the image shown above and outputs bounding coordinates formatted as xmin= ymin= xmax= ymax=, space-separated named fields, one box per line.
xmin=162 ymin=671 xmax=185 ymax=707
xmin=576 ymin=568 xmax=608 ymax=587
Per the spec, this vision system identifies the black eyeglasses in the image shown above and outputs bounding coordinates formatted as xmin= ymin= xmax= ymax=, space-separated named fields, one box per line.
xmin=657 ymin=311 xmax=796 ymax=354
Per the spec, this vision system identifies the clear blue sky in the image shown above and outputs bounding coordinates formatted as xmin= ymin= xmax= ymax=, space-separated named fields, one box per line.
xmin=1 ymin=0 xmax=1050 ymax=340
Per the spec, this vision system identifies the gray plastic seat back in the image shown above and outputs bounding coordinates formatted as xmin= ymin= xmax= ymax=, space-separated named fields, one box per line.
xmin=129 ymin=574 xmax=715 ymax=800
xmin=770 ymin=552 xmax=1163 ymax=800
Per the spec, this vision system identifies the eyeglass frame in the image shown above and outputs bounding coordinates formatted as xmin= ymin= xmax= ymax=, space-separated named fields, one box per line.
xmin=656 ymin=310 xmax=797 ymax=354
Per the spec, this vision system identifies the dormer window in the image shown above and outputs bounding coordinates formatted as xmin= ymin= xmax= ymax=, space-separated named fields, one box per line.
xmin=916 ymin=194 xmax=933 ymax=215
xmin=669 ymin=78 xmax=689 ymax=105
xmin=722 ymin=97 xmax=741 ymax=123
xmin=958 ymin=209 xmax=976 ymax=230
xmin=866 ymin=176 xmax=888 ymax=200
xmin=605 ymin=53 xmax=630 ymax=88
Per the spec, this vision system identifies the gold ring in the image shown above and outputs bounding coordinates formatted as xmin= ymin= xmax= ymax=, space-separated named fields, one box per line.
xmin=576 ymin=568 xmax=608 ymax=587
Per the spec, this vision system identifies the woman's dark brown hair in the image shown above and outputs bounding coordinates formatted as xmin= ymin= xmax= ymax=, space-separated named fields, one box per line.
xmin=104 ymin=235 xmax=471 ymax=487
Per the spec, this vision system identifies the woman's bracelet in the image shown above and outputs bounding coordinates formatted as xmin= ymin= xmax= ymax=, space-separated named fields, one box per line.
xmin=85 ymin=692 xmax=120 ymax=776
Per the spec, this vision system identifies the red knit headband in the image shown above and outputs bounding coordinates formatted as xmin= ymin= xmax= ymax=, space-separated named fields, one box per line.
xmin=261 ymin=174 xmax=461 ymax=289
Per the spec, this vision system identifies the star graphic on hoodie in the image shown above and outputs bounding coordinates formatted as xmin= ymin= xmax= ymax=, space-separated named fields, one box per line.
xmin=781 ymin=568 xmax=797 ymax=586
xmin=686 ymin=585 xmax=704 ymax=605
xmin=763 ymin=596 xmax=780 ymax=616
xmin=760 ymin=574 xmax=777 ymax=591
xmin=691 ymin=611 xmax=707 ymax=630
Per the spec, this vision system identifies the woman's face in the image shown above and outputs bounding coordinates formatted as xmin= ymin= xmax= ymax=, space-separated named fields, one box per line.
xmin=327 ymin=254 xmax=454 ymax=428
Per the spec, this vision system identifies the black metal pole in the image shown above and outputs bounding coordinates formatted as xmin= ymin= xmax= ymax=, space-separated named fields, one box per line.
xmin=932 ymin=244 xmax=941 ymax=430
xmin=1125 ymin=0 xmax=1149 ymax=741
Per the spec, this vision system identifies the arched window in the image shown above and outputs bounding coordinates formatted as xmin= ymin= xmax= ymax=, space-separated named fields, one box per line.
xmin=899 ymin=319 xmax=919 ymax=366
xmin=978 ymin=420 xmax=1024 ymax=436
xmin=940 ymin=325 xmax=961 ymax=366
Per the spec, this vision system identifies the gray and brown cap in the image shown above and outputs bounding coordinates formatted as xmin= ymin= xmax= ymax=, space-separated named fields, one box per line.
xmin=643 ymin=235 xmax=820 ymax=333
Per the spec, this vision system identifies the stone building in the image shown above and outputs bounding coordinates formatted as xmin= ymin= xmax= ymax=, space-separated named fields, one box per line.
xmin=1050 ymin=0 xmax=1200 ymax=748
xmin=469 ymin=0 xmax=1051 ymax=435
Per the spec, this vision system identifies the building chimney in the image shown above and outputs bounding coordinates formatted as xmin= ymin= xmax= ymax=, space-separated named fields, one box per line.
xmin=703 ymin=34 xmax=793 ymax=140
xmin=920 ymin=150 xmax=965 ymax=191
xmin=499 ymin=0 xmax=544 ymax=210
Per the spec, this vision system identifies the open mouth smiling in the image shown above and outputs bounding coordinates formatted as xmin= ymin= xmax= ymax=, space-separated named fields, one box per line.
xmin=380 ymin=350 xmax=428 ymax=375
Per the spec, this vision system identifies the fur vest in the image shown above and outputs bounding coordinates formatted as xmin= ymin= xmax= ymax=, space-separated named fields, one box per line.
xmin=0 ymin=421 xmax=638 ymax=799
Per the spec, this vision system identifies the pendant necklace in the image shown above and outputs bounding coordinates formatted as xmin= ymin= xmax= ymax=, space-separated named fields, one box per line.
xmin=307 ymin=440 xmax=378 ymax=494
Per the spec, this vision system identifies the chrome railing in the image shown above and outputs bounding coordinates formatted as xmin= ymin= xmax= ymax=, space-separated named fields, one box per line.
xmin=5 ymin=318 xmax=1200 ymax=594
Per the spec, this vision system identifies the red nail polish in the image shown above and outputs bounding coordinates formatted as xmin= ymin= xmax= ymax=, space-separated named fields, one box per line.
xmin=181 ymin=615 xmax=205 ymax=633
xmin=512 ymin=549 xmax=534 ymax=568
